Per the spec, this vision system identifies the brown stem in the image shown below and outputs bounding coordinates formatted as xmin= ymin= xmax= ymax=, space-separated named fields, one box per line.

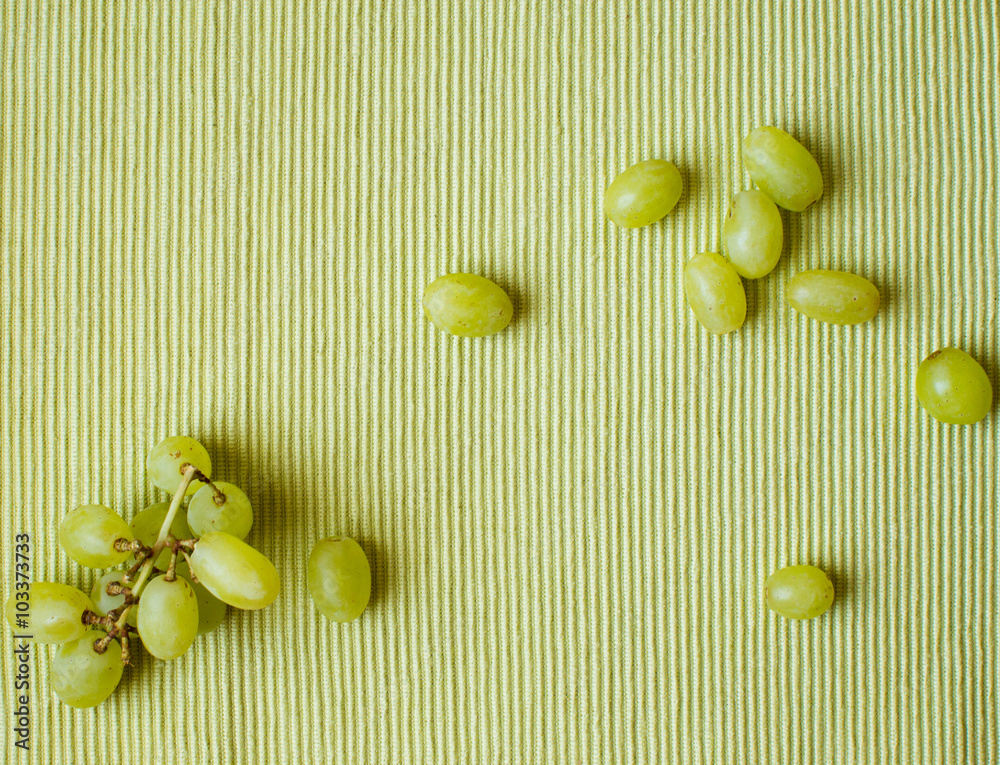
xmin=190 ymin=467 xmax=227 ymax=505
xmin=165 ymin=548 xmax=179 ymax=581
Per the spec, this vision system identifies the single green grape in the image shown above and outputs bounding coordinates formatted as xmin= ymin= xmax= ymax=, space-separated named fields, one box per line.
xmin=603 ymin=159 xmax=683 ymax=228
xmin=188 ymin=482 xmax=253 ymax=540
xmin=176 ymin=560 xmax=227 ymax=634
xmin=682 ymin=252 xmax=747 ymax=335
xmin=58 ymin=504 xmax=133 ymax=569
xmin=4 ymin=582 xmax=95 ymax=644
xmin=742 ymin=126 xmax=823 ymax=211
xmin=916 ymin=348 xmax=993 ymax=425
xmin=190 ymin=532 xmax=280 ymax=610
xmin=785 ymin=270 xmax=879 ymax=325
xmin=146 ymin=435 xmax=212 ymax=495
xmin=136 ymin=575 xmax=199 ymax=661
xmin=307 ymin=537 xmax=372 ymax=624
xmin=50 ymin=634 xmax=124 ymax=708
xmin=129 ymin=502 xmax=192 ymax=570
xmin=89 ymin=571 xmax=138 ymax=628
xmin=721 ymin=189 xmax=784 ymax=279
xmin=422 ymin=274 xmax=514 ymax=337
xmin=765 ymin=565 xmax=835 ymax=620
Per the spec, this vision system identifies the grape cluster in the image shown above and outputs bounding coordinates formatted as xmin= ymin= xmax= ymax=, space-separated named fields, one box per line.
xmin=4 ymin=436 xmax=279 ymax=707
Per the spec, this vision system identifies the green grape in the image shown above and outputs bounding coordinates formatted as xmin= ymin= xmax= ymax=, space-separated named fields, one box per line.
xmin=785 ymin=270 xmax=880 ymax=325
xmin=90 ymin=571 xmax=138 ymax=628
xmin=603 ymin=159 xmax=683 ymax=228
xmin=307 ymin=537 xmax=372 ymax=624
xmin=59 ymin=504 xmax=133 ymax=568
xmin=742 ymin=126 xmax=823 ymax=211
xmin=721 ymin=189 xmax=784 ymax=279
xmin=4 ymin=582 xmax=95 ymax=644
xmin=765 ymin=565 xmax=835 ymax=620
xmin=188 ymin=482 xmax=253 ymax=540
xmin=190 ymin=532 xmax=280 ymax=610
xmin=682 ymin=252 xmax=747 ymax=335
xmin=176 ymin=561 xmax=227 ymax=634
xmin=129 ymin=502 xmax=193 ymax=570
xmin=136 ymin=575 xmax=199 ymax=660
xmin=146 ymin=435 xmax=212 ymax=495
xmin=50 ymin=634 xmax=123 ymax=707
xmin=422 ymin=274 xmax=514 ymax=338
xmin=916 ymin=348 xmax=993 ymax=425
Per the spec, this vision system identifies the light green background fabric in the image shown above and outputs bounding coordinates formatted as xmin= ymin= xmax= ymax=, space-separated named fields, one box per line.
xmin=2 ymin=2 xmax=998 ymax=762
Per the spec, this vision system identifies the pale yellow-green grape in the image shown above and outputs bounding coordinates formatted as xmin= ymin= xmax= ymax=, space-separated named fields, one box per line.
xmin=916 ymin=348 xmax=993 ymax=425
xmin=422 ymin=274 xmax=514 ymax=337
xmin=136 ymin=575 xmax=199 ymax=660
xmin=176 ymin=561 xmax=227 ymax=634
xmin=190 ymin=532 xmax=280 ymax=610
xmin=58 ymin=505 xmax=134 ymax=568
xmin=785 ymin=270 xmax=880 ymax=325
xmin=742 ymin=126 xmax=823 ymax=211
xmin=721 ymin=190 xmax=784 ymax=278
xmin=682 ymin=252 xmax=747 ymax=335
xmin=90 ymin=571 xmax=138 ymax=628
xmin=765 ymin=565 xmax=835 ymax=620
xmin=50 ymin=635 xmax=123 ymax=708
xmin=188 ymin=482 xmax=253 ymax=540
xmin=307 ymin=537 xmax=372 ymax=624
xmin=146 ymin=435 xmax=212 ymax=495
xmin=603 ymin=159 xmax=683 ymax=228
xmin=4 ymin=582 xmax=95 ymax=644
xmin=129 ymin=503 xmax=193 ymax=570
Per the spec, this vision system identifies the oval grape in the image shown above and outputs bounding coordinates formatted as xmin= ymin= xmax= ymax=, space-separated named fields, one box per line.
xmin=683 ymin=252 xmax=747 ymax=335
xmin=59 ymin=504 xmax=133 ymax=568
xmin=50 ymin=635 xmax=124 ymax=707
xmin=422 ymin=274 xmax=514 ymax=338
xmin=146 ymin=435 xmax=212 ymax=495
xmin=190 ymin=532 xmax=280 ymax=610
xmin=137 ymin=575 xmax=199 ymax=660
xmin=916 ymin=348 xmax=993 ymax=425
xmin=4 ymin=582 xmax=95 ymax=644
xmin=785 ymin=270 xmax=879 ymax=325
xmin=765 ymin=564 xmax=835 ymax=620
xmin=307 ymin=537 xmax=372 ymax=624
xmin=603 ymin=159 xmax=683 ymax=228
xmin=742 ymin=126 xmax=824 ymax=211
xmin=188 ymin=482 xmax=253 ymax=540
xmin=721 ymin=189 xmax=784 ymax=279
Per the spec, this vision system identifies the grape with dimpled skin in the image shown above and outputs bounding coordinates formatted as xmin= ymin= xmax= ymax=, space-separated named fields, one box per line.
xmin=137 ymin=575 xmax=200 ymax=660
xmin=190 ymin=531 xmax=280 ymax=610
xmin=59 ymin=504 xmax=134 ymax=569
xmin=188 ymin=481 xmax=253 ymax=540
xmin=146 ymin=435 xmax=212 ymax=495
xmin=4 ymin=582 xmax=96 ymax=644
xmin=50 ymin=634 xmax=124 ymax=708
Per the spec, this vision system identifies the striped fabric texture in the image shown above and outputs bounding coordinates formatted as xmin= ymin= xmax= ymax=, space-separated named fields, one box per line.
xmin=1 ymin=2 xmax=997 ymax=762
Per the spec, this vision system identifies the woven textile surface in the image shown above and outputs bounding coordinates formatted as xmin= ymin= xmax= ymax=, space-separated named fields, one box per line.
xmin=1 ymin=1 xmax=998 ymax=763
